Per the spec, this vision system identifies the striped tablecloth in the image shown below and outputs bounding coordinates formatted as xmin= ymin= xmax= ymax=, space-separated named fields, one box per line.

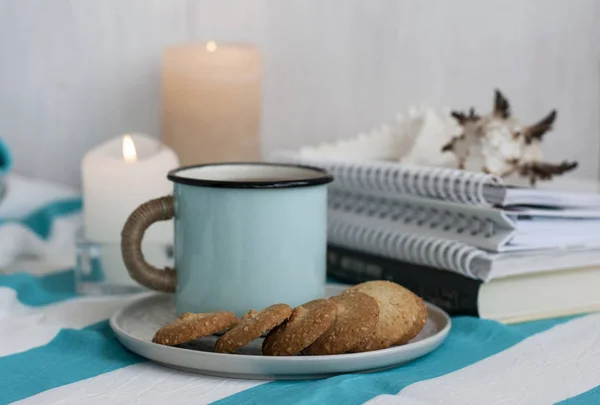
xmin=2 ymin=269 xmax=600 ymax=405
xmin=2 ymin=176 xmax=600 ymax=404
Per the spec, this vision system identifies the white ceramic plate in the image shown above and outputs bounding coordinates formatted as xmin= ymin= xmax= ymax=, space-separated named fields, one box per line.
xmin=110 ymin=286 xmax=451 ymax=380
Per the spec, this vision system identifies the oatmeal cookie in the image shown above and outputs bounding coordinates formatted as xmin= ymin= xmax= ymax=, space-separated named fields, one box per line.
xmin=152 ymin=311 xmax=238 ymax=346
xmin=302 ymin=292 xmax=379 ymax=355
xmin=262 ymin=299 xmax=337 ymax=356
xmin=344 ymin=281 xmax=427 ymax=351
xmin=214 ymin=304 xmax=292 ymax=353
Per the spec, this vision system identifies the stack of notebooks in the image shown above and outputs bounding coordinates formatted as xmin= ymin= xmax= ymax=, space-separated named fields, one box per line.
xmin=272 ymin=152 xmax=600 ymax=324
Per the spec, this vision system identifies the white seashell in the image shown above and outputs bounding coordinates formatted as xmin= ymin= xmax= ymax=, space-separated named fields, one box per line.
xmin=440 ymin=90 xmax=577 ymax=185
xmin=286 ymin=90 xmax=575 ymax=187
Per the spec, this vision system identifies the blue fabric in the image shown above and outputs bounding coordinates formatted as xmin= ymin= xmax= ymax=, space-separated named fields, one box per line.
xmin=0 ymin=267 xmax=143 ymax=403
xmin=0 ymin=320 xmax=144 ymax=404
xmin=0 ymin=267 xmax=594 ymax=405
xmin=0 ymin=137 xmax=12 ymax=173
xmin=558 ymin=386 xmax=600 ymax=404
xmin=0 ymin=270 xmax=76 ymax=306
xmin=213 ymin=315 xmax=576 ymax=405
xmin=0 ymin=197 xmax=82 ymax=238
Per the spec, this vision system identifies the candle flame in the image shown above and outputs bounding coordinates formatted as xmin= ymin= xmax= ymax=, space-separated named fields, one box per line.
xmin=122 ymin=135 xmax=137 ymax=163
xmin=206 ymin=41 xmax=217 ymax=52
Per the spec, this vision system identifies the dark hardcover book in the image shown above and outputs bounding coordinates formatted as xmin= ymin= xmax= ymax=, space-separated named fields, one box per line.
xmin=327 ymin=244 xmax=483 ymax=316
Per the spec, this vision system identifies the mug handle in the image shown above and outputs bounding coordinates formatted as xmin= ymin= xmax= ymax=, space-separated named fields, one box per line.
xmin=121 ymin=195 xmax=177 ymax=293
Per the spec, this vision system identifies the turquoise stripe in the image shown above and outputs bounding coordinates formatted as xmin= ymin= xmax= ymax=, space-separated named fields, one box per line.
xmin=558 ymin=386 xmax=600 ymax=404
xmin=0 ymin=320 xmax=144 ymax=403
xmin=0 ymin=270 xmax=141 ymax=403
xmin=0 ymin=270 xmax=76 ymax=306
xmin=0 ymin=137 xmax=12 ymax=173
xmin=0 ymin=197 xmax=82 ymax=239
xmin=213 ymin=315 xmax=576 ymax=405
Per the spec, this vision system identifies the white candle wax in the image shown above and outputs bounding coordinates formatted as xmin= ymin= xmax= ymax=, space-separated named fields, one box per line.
xmin=81 ymin=134 xmax=179 ymax=288
xmin=82 ymin=133 xmax=179 ymax=243
xmin=161 ymin=41 xmax=262 ymax=166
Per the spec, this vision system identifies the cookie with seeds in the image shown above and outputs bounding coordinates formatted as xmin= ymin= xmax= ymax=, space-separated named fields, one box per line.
xmin=402 ymin=297 xmax=428 ymax=344
xmin=343 ymin=280 xmax=427 ymax=352
xmin=262 ymin=299 xmax=337 ymax=356
xmin=152 ymin=311 xmax=238 ymax=346
xmin=214 ymin=304 xmax=292 ymax=354
xmin=302 ymin=292 xmax=379 ymax=355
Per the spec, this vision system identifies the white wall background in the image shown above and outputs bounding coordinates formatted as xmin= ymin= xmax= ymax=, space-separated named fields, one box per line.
xmin=0 ymin=0 xmax=599 ymax=187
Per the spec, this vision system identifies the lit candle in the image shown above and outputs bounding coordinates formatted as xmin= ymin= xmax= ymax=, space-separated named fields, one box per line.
xmin=82 ymin=133 xmax=179 ymax=242
xmin=161 ymin=41 xmax=262 ymax=165
xmin=81 ymin=134 xmax=179 ymax=287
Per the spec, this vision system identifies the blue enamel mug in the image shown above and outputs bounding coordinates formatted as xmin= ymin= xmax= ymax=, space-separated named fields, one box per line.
xmin=121 ymin=162 xmax=333 ymax=316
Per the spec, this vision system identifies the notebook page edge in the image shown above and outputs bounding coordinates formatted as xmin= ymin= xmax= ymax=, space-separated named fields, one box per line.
xmin=488 ymin=246 xmax=600 ymax=280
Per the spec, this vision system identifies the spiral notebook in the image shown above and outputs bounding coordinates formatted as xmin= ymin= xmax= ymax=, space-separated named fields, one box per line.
xmin=271 ymin=151 xmax=600 ymax=208
xmin=271 ymin=151 xmax=600 ymax=280
xmin=329 ymin=188 xmax=600 ymax=252
xmin=327 ymin=214 xmax=600 ymax=282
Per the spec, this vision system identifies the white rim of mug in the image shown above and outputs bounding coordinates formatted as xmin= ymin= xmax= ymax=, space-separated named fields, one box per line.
xmin=167 ymin=162 xmax=334 ymax=189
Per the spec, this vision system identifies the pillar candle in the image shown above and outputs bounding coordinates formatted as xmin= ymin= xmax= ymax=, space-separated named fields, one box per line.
xmin=161 ymin=41 xmax=262 ymax=166
xmin=81 ymin=134 xmax=179 ymax=287
xmin=82 ymin=133 xmax=179 ymax=243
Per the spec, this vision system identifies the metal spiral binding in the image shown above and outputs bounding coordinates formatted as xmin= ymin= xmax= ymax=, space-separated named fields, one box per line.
xmin=328 ymin=191 xmax=497 ymax=239
xmin=310 ymin=159 xmax=502 ymax=206
xmin=327 ymin=215 xmax=485 ymax=278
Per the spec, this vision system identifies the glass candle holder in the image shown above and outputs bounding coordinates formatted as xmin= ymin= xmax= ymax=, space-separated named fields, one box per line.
xmin=75 ymin=227 xmax=173 ymax=295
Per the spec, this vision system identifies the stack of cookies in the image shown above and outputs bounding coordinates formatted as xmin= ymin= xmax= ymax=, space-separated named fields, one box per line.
xmin=152 ymin=280 xmax=428 ymax=355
